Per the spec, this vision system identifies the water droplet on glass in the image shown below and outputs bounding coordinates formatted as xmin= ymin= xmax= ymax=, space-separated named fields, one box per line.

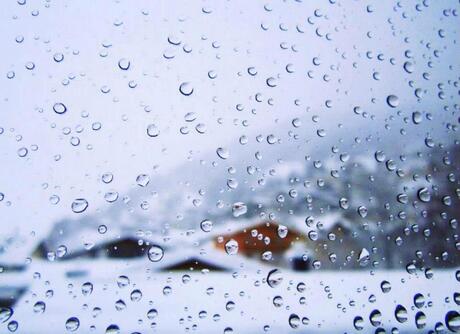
xmin=395 ymin=305 xmax=408 ymax=323
xmin=147 ymin=245 xmax=164 ymax=262
xmin=71 ymin=198 xmax=88 ymax=213
xmin=446 ymin=311 xmax=460 ymax=332
xmin=216 ymin=147 xmax=230 ymax=159
xmin=267 ymin=269 xmax=283 ymax=288
xmin=82 ymin=282 xmax=93 ymax=296
xmin=353 ymin=316 xmax=364 ymax=330
xmin=357 ymin=248 xmax=370 ymax=266
xmin=65 ymin=317 xmax=80 ymax=332
xmin=17 ymin=147 xmax=28 ymax=157
xmin=136 ymin=174 xmax=150 ymax=187
xmin=179 ymin=82 xmax=194 ymax=96
xmin=147 ymin=124 xmax=160 ymax=137
xmin=53 ymin=103 xmax=67 ymax=114
xmin=232 ymin=202 xmax=247 ymax=217
xmin=417 ymin=187 xmax=431 ymax=202
xmin=288 ymin=314 xmax=300 ymax=329
xmin=412 ymin=111 xmax=422 ymax=124
xmin=386 ymin=95 xmax=399 ymax=108
xmin=200 ymin=219 xmax=213 ymax=232
xmin=118 ymin=58 xmax=130 ymax=70
xmin=224 ymin=239 xmax=239 ymax=255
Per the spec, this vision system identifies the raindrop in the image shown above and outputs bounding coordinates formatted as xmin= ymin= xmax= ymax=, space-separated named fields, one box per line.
xmin=105 ymin=324 xmax=120 ymax=334
xmin=136 ymin=174 xmax=150 ymax=187
xmin=179 ymin=82 xmax=194 ymax=96
xmin=403 ymin=61 xmax=414 ymax=74
xmin=412 ymin=111 xmax=422 ymax=124
xmin=417 ymin=187 xmax=431 ymax=202
xmin=7 ymin=320 xmax=18 ymax=332
xmin=200 ymin=219 xmax=213 ymax=232
xmin=71 ymin=198 xmax=88 ymax=213
xmin=369 ymin=309 xmax=382 ymax=327
xmin=118 ymin=58 xmax=130 ymax=70
xmin=357 ymin=248 xmax=370 ymax=266
xmin=53 ymin=53 xmax=64 ymax=62
xmin=82 ymin=282 xmax=93 ymax=296
xmin=65 ymin=317 xmax=80 ymax=332
xmin=374 ymin=151 xmax=386 ymax=162
xmin=395 ymin=305 xmax=408 ymax=323
xmin=147 ymin=245 xmax=164 ymax=262
xmin=184 ymin=112 xmax=197 ymax=122
xmin=415 ymin=311 xmax=426 ymax=329
xmin=267 ymin=269 xmax=283 ymax=288
xmin=102 ymin=173 xmax=113 ymax=184
xmin=232 ymin=202 xmax=247 ymax=217
xmin=17 ymin=147 xmax=28 ymax=157
xmin=446 ymin=311 xmax=460 ymax=332
xmin=117 ymin=275 xmax=130 ymax=288
xmin=380 ymin=280 xmax=391 ymax=293
xmin=225 ymin=239 xmax=239 ymax=255
xmin=130 ymin=289 xmax=142 ymax=302
xmin=104 ymin=191 xmax=118 ymax=203
xmin=0 ymin=307 xmax=13 ymax=323
xmin=146 ymin=124 xmax=160 ymax=137
xmin=353 ymin=316 xmax=364 ymax=330
xmin=386 ymin=95 xmax=399 ymax=108
xmin=216 ymin=147 xmax=230 ymax=159
xmin=53 ymin=103 xmax=67 ymax=114
xmin=277 ymin=225 xmax=288 ymax=238
xmin=288 ymin=314 xmax=300 ymax=329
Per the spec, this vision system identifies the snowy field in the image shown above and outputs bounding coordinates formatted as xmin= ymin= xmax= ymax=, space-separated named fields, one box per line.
xmin=4 ymin=260 xmax=459 ymax=333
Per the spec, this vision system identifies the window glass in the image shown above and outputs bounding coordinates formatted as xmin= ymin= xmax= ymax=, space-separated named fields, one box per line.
xmin=1 ymin=1 xmax=460 ymax=333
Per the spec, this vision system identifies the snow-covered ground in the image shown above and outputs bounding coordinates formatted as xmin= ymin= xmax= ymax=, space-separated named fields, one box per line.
xmin=4 ymin=260 xmax=459 ymax=333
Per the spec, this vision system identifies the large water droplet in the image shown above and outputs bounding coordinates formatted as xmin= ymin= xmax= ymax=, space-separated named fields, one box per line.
xmin=71 ymin=198 xmax=88 ymax=213
xmin=146 ymin=124 xmax=160 ymax=137
xmin=118 ymin=58 xmax=130 ymax=70
xmin=232 ymin=202 xmax=247 ymax=217
xmin=288 ymin=314 xmax=300 ymax=329
xmin=267 ymin=269 xmax=283 ymax=288
xmin=224 ymin=239 xmax=239 ymax=255
xmin=136 ymin=174 xmax=150 ymax=187
xmin=386 ymin=95 xmax=399 ymax=108
xmin=216 ymin=147 xmax=230 ymax=159
xmin=53 ymin=103 xmax=67 ymax=114
xmin=395 ymin=305 xmax=408 ymax=323
xmin=179 ymin=82 xmax=194 ymax=96
xmin=446 ymin=311 xmax=460 ymax=332
xmin=200 ymin=219 xmax=213 ymax=232
xmin=417 ymin=187 xmax=431 ymax=202
xmin=65 ymin=317 xmax=80 ymax=332
xmin=147 ymin=245 xmax=164 ymax=262
xmin=353 ymin=316 xmax=364 ymax=330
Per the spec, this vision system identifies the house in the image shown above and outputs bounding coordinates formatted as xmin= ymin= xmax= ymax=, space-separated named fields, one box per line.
xmin=209 ymin=219 xmax=308 ymax=269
